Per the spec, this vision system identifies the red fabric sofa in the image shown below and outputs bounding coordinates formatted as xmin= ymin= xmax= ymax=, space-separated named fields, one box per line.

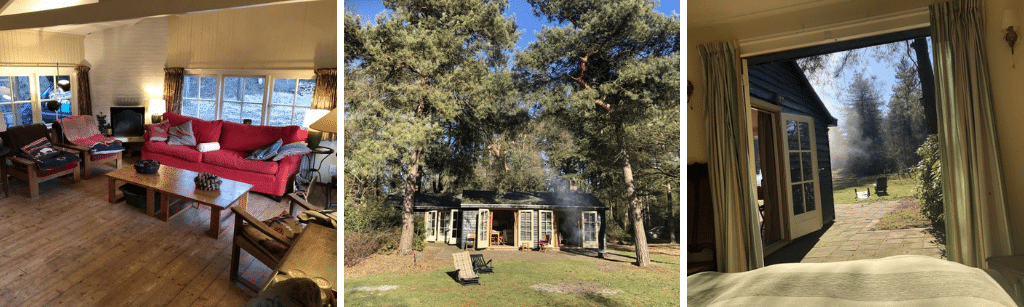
xmin=142 ymin=112 xmax=307 ymax=198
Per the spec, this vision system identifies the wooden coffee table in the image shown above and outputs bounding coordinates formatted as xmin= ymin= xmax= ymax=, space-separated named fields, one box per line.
xmin=106 ymin=165 xmax=253 ymax=238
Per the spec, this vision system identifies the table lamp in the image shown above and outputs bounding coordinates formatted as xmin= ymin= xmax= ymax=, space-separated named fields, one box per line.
xmin=150 ymin=99 xmax=166 ymax=123
xmin=303 ymin=109 xmax=331 ymax=148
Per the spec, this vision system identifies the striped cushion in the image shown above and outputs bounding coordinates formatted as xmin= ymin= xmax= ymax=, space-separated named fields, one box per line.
xmin=167 ymin=121 xmax=197 ymax=146
xmin=21 ymin=137 xmax=59 ymax=160
xmin=246 ymin=139 xmax=283 ymax=161
xmin=272 ymin=142 xmax=311 ymax=161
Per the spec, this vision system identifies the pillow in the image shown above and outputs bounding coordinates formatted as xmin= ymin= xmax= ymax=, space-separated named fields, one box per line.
xmin=272 ymin=142 xmax=312 ymax=161
xmin=146 ymin=122 xmax=170 ymax=142
xmin=167 ymin=121 xmax=197 ymax=146
xmin=21 ymin=137 xmax=60 ymax=160
xmin=247 ymin=139 xmax=283 ymax=161
xmin=197 ymin=142 xmax=220 ymax=153
xmin=242 ymin=211 xmax=304 ymax=255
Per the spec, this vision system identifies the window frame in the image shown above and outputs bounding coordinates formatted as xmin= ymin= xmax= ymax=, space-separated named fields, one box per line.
xmin=0 ymin=66 xmax=78 ymax=128
xmin=183 ymin=69 xmax=315 ymax=127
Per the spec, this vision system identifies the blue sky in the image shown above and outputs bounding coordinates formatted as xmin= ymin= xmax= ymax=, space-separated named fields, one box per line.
xmin=343 ymin=0 xmax=681 ymax=52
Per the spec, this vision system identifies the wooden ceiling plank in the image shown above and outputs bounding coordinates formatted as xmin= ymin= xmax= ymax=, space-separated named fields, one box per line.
xmin=0 ymin=0 xmax=317 ymax=32
xmin=0 ymin=0 xmax=14 ymax=15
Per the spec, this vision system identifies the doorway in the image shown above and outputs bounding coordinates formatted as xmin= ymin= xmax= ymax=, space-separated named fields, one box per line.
xmin=751 ymin=105 xmax=787 ymax=250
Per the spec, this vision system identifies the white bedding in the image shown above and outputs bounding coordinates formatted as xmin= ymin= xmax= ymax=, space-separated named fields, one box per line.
xmin=687 ymin=255 xmax=1018 ymax=307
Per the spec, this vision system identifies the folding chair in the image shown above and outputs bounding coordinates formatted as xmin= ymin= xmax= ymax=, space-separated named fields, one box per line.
xmin=470 ymin=254 xmax=494 ymax=274
xmin=452 ymin=252 xmax=480 ymax=286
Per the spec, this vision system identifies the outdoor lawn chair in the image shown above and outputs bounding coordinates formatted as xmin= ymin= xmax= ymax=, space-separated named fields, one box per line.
xmin=52 ymin=116 xmax=124 ymax=179
xmin=875 ymin=177 xmax=888 ymax=195
xmin=470 ymin=254 xmax=494 ymax=274
xmin=452 ymin=252 xmax=480 ymax=286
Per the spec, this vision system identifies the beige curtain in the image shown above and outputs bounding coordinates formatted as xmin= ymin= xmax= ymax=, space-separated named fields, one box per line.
xmin=75 ymin=66 xmax=92 ymax=116
xmin=931 ymin=0 xmax=1014 ymax=268
xmin=698 ymin=41 xmax=764 ymax=272
xmin=162 ymin=67 xmax=185 ymax=114
xmin=312 ymin=68 xmax=337 ymax=140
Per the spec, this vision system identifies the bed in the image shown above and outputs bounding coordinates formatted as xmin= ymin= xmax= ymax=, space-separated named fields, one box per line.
xmin=687 ymin=255 xmax=1019 ymax=306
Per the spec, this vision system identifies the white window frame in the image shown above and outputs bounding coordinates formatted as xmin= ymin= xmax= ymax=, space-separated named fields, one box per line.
xmin=183 ymin=69 xmax=315 ymax=127
xmin=181 ymin=74 xmax=220 ymax=121
xmin=37 ymin=74 xmax=73 ymax=124
xmin=0 ymin=66 xmax=77 ymax=128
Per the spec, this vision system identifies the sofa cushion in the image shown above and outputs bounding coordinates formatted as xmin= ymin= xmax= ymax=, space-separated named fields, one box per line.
xmin=167 ymin=121 xmax=197 ymax=146
xmin=143 ymin=141 xmax=203 ymax=162
xmin=219 ymin=120 xmax=306 ymax=152
xmin=203 ymin=149 xmax=279 ymax=175
xmin=145 ymin=122 xmax=170 ymax=142
xmin=272 ymin=142 xmax=311 ymax=161
xmin=163 ymin=112 xmax=223 ymax=143
xmin=246 ymin=139 xmax=282 ymax=161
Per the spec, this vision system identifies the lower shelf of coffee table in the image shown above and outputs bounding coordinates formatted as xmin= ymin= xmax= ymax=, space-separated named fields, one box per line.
xmin=153 ymin=197 xmax=193 ymax=220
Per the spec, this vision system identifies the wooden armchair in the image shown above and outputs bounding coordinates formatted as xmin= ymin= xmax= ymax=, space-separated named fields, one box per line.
xmin=51 ymin=116 xmax=123 ymax=179
xmin=1 ymin=124 xmax=81 ymax=199
xmin=230 ymin=193 xmax=316 ymax=292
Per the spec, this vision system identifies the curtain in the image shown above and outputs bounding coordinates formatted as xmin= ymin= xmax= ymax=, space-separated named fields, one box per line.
xmin=312 ymin=68 xmax=337 ymax=140
xmin=75 ymin=66 xmax=92 ymax=116
xmin=930 ymin=0 xmax=1014 ymax=268
xmin=698 ymin=41 xmax=764 ymax=273
xmin=162 ymin=67 xmax=185 ymax=114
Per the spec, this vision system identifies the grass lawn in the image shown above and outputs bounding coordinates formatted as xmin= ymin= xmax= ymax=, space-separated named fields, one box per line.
xmin=832 ymin=174 xmax=919 ymax=205
xmin=344 ymin=246 xmax=680 ymax=307
xmin=872 ymin=197 xmax=930 ymax=230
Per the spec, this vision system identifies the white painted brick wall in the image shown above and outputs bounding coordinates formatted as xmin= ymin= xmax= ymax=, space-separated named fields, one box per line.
xmin=84 ymin=17 xmax=169 ymax=122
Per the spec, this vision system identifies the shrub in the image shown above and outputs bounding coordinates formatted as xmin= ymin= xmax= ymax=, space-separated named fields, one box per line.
xmin=344 ymin=231 xmax=386 ymax=267
xmin=344 ymin=194 xmax=403 ymax=233
xmin=913 ymin=135 xmax=944 ymax=230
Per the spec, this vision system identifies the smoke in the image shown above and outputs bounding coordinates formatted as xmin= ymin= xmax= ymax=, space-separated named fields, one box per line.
xmin=552 ymin=190 xmax=583 ymax=247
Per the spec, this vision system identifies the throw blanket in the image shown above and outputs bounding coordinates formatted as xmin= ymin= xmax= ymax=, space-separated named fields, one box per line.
xmin=688 ymin=255 xmax=1018 ymax=307
xmin=57 ymin=116 xmax=116 ymax=148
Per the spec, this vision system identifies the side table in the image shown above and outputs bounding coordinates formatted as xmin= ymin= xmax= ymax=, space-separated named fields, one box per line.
xmin=987 ymin=255 xmax=1024 ymax=306
xmin=296 ymin=146 xmax=334 ymax=206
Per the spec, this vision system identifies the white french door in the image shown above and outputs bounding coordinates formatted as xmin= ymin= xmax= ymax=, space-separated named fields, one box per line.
xmin=517 ymin=210 xmax=535 ymax=248
xmin=425 ymin=211 xmax=437 ymax=242
xmin=780 ymin=113 xmax=822 ymax=239
xmin=582 ymin=211 xmax=598 ymax=248
xmin=477 ymin=209 xmax=490 ymax=249
xmin=446 ymin=209 xmax=457 ymax=244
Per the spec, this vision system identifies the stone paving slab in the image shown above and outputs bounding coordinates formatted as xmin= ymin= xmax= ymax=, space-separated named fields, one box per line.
xmin=765 ymin=200 xmax=944 ymax=265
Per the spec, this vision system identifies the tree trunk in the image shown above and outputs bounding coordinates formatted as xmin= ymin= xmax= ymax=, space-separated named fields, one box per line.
xmin=911 ymin=37 xmax=937 ymax=135
xmin=618 ymin=123 xmax=650 ymax=267
xmin=397 ymin=149 xmax=420 ymax=255
xmin=398 ymin=99 xmax=427 ymax=255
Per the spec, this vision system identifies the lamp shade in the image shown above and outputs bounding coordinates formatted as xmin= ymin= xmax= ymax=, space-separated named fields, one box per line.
xmin=149 ymin=99 xmax=166 ymax=115
xmin=302 ymin=109 xmax=330 ymax=130
xmin=309 ymin=108 xmax=337 ymax=133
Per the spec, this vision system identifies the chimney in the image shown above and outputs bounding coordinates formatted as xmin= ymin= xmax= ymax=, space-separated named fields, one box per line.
xmin=569 ymin=179 xmax=578 ymax=192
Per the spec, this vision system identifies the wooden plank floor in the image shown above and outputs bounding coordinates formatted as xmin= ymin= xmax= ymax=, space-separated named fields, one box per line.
xmin=0 ymin=161 xmax=303 ymax=306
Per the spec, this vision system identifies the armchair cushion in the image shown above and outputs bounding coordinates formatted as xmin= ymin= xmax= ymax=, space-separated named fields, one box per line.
xmin=241 ymin=211 xmax=304 ymax=255
xmin=21 ymin=137 xmax=60 ymax=161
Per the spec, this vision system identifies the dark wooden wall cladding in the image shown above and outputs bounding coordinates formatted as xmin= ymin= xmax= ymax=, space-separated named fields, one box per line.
xmin=687 ymin=163 xmax=715 ymax=254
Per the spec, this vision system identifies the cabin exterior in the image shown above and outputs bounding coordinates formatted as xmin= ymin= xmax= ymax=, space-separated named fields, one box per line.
xmin=389 ymin=190 xmax=608 ymax=256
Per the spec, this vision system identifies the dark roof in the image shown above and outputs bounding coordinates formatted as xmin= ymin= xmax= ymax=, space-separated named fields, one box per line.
xmin=386 ymin=190 xmax=606 ymax=211
xmin=384 ymin=192 xmax=460 ymax=210
xmin=749 ymin=60 xmax=838 ymax=127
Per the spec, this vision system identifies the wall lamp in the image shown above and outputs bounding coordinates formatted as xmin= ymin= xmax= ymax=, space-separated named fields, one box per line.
xmin=1004 ymin=10 xmax=1018 ymax=55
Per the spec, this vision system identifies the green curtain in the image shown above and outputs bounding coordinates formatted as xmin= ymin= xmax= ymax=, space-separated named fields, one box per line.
xmin=930 ymin=0 xmax=1014 ymax=268
xmin=698 ymin=41 xmax=764 ymax=273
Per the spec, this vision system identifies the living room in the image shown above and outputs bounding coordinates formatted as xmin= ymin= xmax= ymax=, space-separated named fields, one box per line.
xmin=0 ymin=0 xmax=337 ymax=305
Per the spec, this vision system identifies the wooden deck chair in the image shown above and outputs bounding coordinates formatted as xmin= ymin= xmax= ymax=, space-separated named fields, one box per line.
xmin=874 ymin=177 xmax=889 ymax=195
xmin=452 ymin=252 xmax=480 ymax=285
xmin=470 ymin=254 xmax=493 ymax=274
xmin=52 ymin=116 xmax=123 ymax=179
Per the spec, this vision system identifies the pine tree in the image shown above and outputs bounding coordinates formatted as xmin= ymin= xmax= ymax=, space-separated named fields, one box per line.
xmin=884 ymin=58 xmax=927 ymax=174
xmin=517 ymin=0 xmax=679 ymax=267
xmin=344 ymin=0 xmax=519 ymax=255
xmin=840 ymin=72 xmax=888 ymax=176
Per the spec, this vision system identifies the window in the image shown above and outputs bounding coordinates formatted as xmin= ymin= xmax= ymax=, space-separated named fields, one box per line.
xmin=182 ymin=72 xmax=316 ymax=127
xmin=38 ymin=75 xmax=72 ymax=124
xmin=520 ymin=210 xmax=533 ymax=243
xmin=583 ymin=211 xmax=598 ymax=248
xmin=540 ymin=211 xmax=553 ymax=243
xmin=182 ymin=75 xmax=218 ymax=121
xmin=221 ymin=76 xmax=265 ymax=124
xmin=0 ymin=76 xmax=33 ymax=127
xmin=269 ymin=78 xmax=315 ymax=127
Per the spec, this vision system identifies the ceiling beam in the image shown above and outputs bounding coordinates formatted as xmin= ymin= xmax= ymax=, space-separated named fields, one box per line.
xmin=0 ymin=0 xmax=318 ymax=32
xmin=0 ymin=0 xmax=13 ymax=15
